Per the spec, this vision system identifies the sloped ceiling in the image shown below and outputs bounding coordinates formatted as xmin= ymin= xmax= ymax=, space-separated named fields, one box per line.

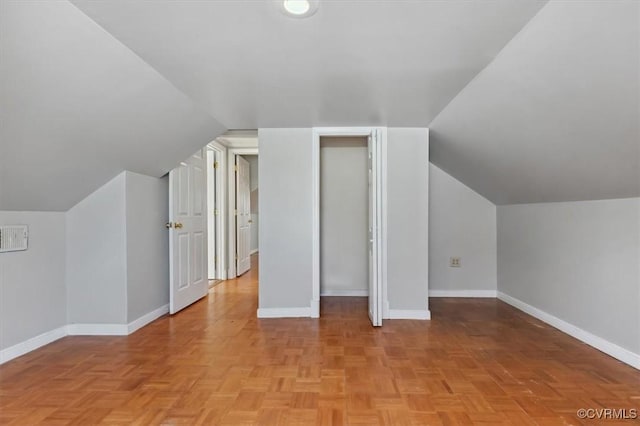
xmin=0 ymin=1 xmax=225 ymax=211
xmin=430 ymin=0 xmax=639 ymax=204
xmin=70 ymin=0 xmax=546 ymax=128
xmin=3 ymin=1 xmax=636 ymax=210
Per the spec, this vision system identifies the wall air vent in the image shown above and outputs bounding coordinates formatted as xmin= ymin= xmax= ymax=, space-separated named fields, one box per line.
xmin=0 ymin=225 xmax=29 ymax=253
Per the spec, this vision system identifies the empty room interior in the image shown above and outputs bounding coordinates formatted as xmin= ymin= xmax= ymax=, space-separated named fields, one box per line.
xmin=0 ymin=0 xmax=638 ymax=424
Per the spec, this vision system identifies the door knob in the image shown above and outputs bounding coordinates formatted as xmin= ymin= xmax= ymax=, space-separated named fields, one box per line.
xmin=248 ymin=220 xmax=253 ymax=223
xmin=175 ymin=222 xmax=183 ymax=229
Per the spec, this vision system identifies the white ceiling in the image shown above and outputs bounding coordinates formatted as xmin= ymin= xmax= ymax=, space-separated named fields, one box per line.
xmin=429 ymin=0 xmax=639 ymax=204
xmin=70 ymin=0 xmax=547 ymax=128
xmin=0 ymin=1 xmax=225 ymax=211
xmin=2 ymin=0 xmax=637 ymax=210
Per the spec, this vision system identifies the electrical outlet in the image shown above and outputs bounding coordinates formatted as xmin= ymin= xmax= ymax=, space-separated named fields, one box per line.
xmin=449 ymin=257 xmax=461 ymax=268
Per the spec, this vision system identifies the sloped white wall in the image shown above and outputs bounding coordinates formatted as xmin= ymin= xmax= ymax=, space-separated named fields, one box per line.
xmin=429 ymin=164 xmax=497 ymax=295
xmin=0 ymin=211 xmax=67 ymax=351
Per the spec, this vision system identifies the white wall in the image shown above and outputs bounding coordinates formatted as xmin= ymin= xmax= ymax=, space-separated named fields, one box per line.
xmin=258 ymin=129 xmax=313 ymax=310
xmin=259 ymin=128 xmax=430 ymax=317
xmin=386 ymin=128 xmax=430 ymax=315
xmin=429 ymin=164 xmax=497 ymax=295
xmin=320 ymin=137 xmax=368 ymax=296
xmin=66 ymin=173 xmax=128 ymax=325
xmin=125 ymin=172 xmax=169 ymax=322
xmin=0 ymin=211 xmax=67 ymax=351
xmin=498 ymin=198 xmax=640 ymax=359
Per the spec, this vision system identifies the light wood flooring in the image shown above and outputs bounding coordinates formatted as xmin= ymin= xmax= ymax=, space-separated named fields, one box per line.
xmin=1 ymin=255 xmax=639 ymax=425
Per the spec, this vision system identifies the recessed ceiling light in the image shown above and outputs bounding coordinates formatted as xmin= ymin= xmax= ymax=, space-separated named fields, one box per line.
xmin=281 ymin=0 xmax=319 ymax=18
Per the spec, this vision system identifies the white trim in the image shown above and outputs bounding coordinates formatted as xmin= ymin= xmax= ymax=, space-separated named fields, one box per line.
xmin=207 ymin=142 xmax=227 ymax=280
xmin=310 ymin=299 xmax=319 ymax=318
xmin=127 ymin=304 xmax=169 ymax=334
xmin=380 ymin=128 xmax=389 ymax=324
xmin=218 ymin=137 xmax=259 ymax=149
xmin=311 ymin=127 xmax=388 ymax=322
xmin=250 ymin=248 xmax=259 ymax=255
xmin=228 ymin=147 xmax=259 ymax=278
xmin=498 ymin=292 xmax=640 ymax=370
xmin=0 ymin=326 xmax=67 ymax=365
xmin=429 ymin=289 xmax=498 ymax=298
xmin=387 ymin=309 xmax=431 ymax=320
xmin=257 ymin=307 xmax=311 ymax=318
xmin=1 ymin=305 xmax=171 ymax=365
xmin=321 ymin=289 xmax=369 ymax=297
xmin=67 ymin=323 xmax=128 ymax=336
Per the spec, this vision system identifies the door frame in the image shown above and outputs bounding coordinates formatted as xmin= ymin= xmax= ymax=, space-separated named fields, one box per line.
xmin=311 ymin=127 xmax=388 ymax=319
xmin=207 ymin=141 xmax=227 ymax=280
xmin=227 ymin=147 xmax=259 ymax=278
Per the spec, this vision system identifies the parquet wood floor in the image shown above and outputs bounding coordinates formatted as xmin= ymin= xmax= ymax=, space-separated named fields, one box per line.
xmin=1 ymin=255 xmax=639 ymax=425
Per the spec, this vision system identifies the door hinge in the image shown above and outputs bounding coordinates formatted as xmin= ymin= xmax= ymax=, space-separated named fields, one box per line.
xmin=214 ymin=209 xmax=219 ymax=216
xmin=234 ymin=164 xmax=238 ymax=172
xmin=234 ymin=209 xmax=238 ymax=216
xmin=235 ymin=253 xmax=238 ymax=260
xmin=213 ymin=161 xmax=219 ymax=169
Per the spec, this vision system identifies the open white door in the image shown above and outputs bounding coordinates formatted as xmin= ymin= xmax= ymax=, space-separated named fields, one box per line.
xmin=207 ymin=149 xmax=217 ymax=280
xmin=169 ymin=148 xmax=208 ymax=314
xmin=368 ymin=130 xmax=383 ymax=326
xmin=235 ymin=155 xmax=251 ymax=276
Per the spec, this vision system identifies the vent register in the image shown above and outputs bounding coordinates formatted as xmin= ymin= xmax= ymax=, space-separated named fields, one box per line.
xmin=0 ymin=225 xmax=29 ymax=253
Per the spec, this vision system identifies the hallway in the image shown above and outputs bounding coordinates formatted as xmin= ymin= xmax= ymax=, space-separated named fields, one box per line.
xmin=1 ymin=256 xmax=639 ymax=424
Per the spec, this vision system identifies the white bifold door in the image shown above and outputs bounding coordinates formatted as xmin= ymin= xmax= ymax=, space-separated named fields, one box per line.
xmin=235 ymin=155 xmax=251 ymax=276
xmin=368 ymin=129 xmax=383 ymax=326
xmin=169 ymin=148 xmax=208 ymax=314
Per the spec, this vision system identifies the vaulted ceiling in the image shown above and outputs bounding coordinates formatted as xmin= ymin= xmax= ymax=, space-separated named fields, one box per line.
xmin=1 ymin=0 xmax=637 ymax=210
xmin=0 ymin=1 xmax=225 ymax=211
xmin=430 ymin=0 xmax=639 ymax=204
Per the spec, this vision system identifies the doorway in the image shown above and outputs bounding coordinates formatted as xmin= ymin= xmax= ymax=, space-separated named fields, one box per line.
xmin=227 ymin=148 xmax=259 ymax=278
xmin=320 ymin=137 xmax=369 ymax=301
xmin=312 ymin=128 xmax=387 ymax=326
xmin=207 ymin=143 xmax=226 ymax=283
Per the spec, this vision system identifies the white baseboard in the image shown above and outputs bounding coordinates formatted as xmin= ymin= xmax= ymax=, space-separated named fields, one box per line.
xmin=310 ymin=299 xmax=319 ymax=318
xmin=67 ymin=323 xmax=128 ymax=336
xmin=387 ymin=309 xmax=431 ymax=320
xmin=257 ymin=307 xmax=311 ymax=318
xmin=0 ymin=326 xmax=67 ymax=365
xmin=383 ymin=301 xmax=390 ymax=319
xmin=429 ymin=289 xmax=497 ymax=298
xmin=250 ymin=249 xmax=259 ymax=255
xmin=128 ymin=304 xmax=169 ymax=334
xmin=498 ymin=292 xmax=640 ymax=370
xmin=320 ymin=289 xmax=368 ymax=297
xmin=1 ymin=305 xmax=171 ymax=365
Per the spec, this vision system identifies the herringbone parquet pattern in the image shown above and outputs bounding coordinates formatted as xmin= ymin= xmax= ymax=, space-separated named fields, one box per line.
xmin=1 ymin=255 xmax=639 ymax=425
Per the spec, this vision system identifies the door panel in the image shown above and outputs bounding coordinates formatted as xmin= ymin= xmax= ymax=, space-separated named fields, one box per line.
xmin=368 ymin=130 xmax=382 ymax=327
xmin=236 ymin=155 xmax=251 ymax=276
xmin=169 ymin=148 xmax=208 ymax=314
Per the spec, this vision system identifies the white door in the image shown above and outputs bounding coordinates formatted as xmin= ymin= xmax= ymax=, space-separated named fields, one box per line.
xmin=169 ymin=148 xmax=208 ymax=314
xmin=235 ymin=155 xmax=251 ymax=276
xmin=368 ymin=130 xmax=383 ymax=326
xmin=207 ymin=149 xmax=217 ymax=280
